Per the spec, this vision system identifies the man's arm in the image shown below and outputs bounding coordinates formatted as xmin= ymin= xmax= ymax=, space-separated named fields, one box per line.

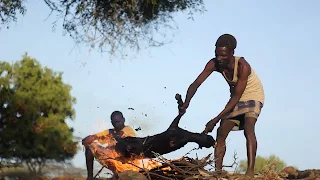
xmin=82 ymin=130 xmax=110 ymax=146
xmin=82 ymin=135 xmax=97 ymax=146
xmin=213 ymin=58 xmax=251 ymax=122
xmin=184 ymin=60 xmax=215 ymax=107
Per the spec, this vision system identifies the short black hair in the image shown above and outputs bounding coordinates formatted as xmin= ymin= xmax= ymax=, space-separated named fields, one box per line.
xmin=110 ymin=111 xmax=123 ymax=120
xmin=215 ymin=34 xmax=237 ymax=50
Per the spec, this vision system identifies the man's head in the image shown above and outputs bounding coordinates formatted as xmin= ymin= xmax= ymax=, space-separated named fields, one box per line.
xmin=110 ymin=111 xmax=125 ymax=131
xmin=215 ymin=34 xmax=237 ymax=68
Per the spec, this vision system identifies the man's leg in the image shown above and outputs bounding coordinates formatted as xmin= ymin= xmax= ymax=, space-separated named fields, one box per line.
xmin=85 ymin=146 xmax=94 ymax=179
xmin=243 ymin=117 xmax=258 ymax=177
xmin=214 ymin=120 xmax=237 ymax=171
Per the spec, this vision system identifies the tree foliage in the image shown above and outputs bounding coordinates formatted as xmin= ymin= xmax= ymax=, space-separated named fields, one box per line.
xmin=0 ymin=53 xmax=78 ymax=174
xmin=0 ymin=0 xmax=26 ymax=29
xmin=237 ymin=154 xmax=287 ymax=175
xmin=1 ymin=0 xmax=205 ymax=56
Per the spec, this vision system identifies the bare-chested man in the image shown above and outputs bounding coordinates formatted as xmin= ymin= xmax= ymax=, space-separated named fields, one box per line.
xmin=179 ymin=34 xmax=264 ymax=177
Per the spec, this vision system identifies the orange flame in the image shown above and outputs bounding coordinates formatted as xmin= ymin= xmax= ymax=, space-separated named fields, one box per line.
xmin=88 ymin=134 xmax=170 ymax=173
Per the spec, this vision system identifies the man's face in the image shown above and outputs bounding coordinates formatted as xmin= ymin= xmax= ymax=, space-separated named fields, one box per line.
xmin=215 ymin=47 xmax=234 ymax=68
xmin=111 ymin=115 xmax=125 ymax=130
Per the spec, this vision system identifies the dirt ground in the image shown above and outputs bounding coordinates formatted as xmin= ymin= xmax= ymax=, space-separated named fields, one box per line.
xmin=3 ymin=168 xmax=320 ymax=180
xmin=2 ymin=166 xmax=320 ymax=180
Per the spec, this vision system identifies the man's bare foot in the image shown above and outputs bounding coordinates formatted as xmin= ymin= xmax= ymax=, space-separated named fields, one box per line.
xmin=245 ymin=171 xmax=255 ymax=178
xmin=214 ymin=169 xmax=228 ymax=177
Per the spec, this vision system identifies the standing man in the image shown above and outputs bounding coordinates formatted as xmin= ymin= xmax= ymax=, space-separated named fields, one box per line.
xmin=82 ymin=110 xmax=136 ymax=180
xmin=179 ymin=34 xmax=264 ymax=177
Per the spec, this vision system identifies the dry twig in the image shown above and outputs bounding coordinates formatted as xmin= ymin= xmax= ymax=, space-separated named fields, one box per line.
xmin=222 ymin=150 xmax=239 ymax=168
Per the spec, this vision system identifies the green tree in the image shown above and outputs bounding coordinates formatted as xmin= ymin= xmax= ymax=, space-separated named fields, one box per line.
xmin=1 ymin=0 xmax=205 ymax=56
xmin=237 ymin=154 xmax=287 ymax=175
xmin=0 ymin=53 xmax=78 ymax=175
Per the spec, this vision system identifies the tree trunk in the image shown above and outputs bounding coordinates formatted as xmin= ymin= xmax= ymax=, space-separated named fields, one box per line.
xmin=25 ymin=158 xmax=46 ymax=175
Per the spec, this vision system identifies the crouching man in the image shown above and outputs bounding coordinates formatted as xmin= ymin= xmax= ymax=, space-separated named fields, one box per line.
xmin=82 ymin=111 xmax=136 ymax=180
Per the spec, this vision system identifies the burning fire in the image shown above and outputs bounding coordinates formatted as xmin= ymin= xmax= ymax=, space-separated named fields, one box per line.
xmin=88 ymin=134 xmax=170 ymax=173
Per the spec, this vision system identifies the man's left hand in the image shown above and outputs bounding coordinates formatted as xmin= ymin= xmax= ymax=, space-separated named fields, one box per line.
xmin=202 ymin=118 xmax=219 ymax=134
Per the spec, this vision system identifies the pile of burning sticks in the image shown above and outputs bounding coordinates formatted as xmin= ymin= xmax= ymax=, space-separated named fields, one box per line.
xmin=138 ymin=152 xmax=216 ymax=180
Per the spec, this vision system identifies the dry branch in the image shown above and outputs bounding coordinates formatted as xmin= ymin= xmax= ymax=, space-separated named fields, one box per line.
xmin=139 ymin=151 xmax=216 ymax=180
xmin=222 ymin=151 xmax=239 ymax=168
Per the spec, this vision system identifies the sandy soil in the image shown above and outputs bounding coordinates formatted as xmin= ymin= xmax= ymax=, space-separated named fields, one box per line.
xmin=5 ymin=168 xmax=319 ymax=180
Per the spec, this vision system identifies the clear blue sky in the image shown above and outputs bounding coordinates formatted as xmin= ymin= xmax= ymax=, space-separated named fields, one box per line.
xmin=1 ymin=0 xmax=319 ymax=171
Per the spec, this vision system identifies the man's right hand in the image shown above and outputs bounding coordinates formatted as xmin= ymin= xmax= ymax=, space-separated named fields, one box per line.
xmin=202 ymin=118 xmax=219 ymax=134
xmin=82 ymin=135 xmax=96 ymax=146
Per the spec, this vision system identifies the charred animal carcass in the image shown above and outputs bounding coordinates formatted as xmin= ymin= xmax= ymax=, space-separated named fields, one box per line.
xmin=115 ymin=94 xmax=216 ymax=158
